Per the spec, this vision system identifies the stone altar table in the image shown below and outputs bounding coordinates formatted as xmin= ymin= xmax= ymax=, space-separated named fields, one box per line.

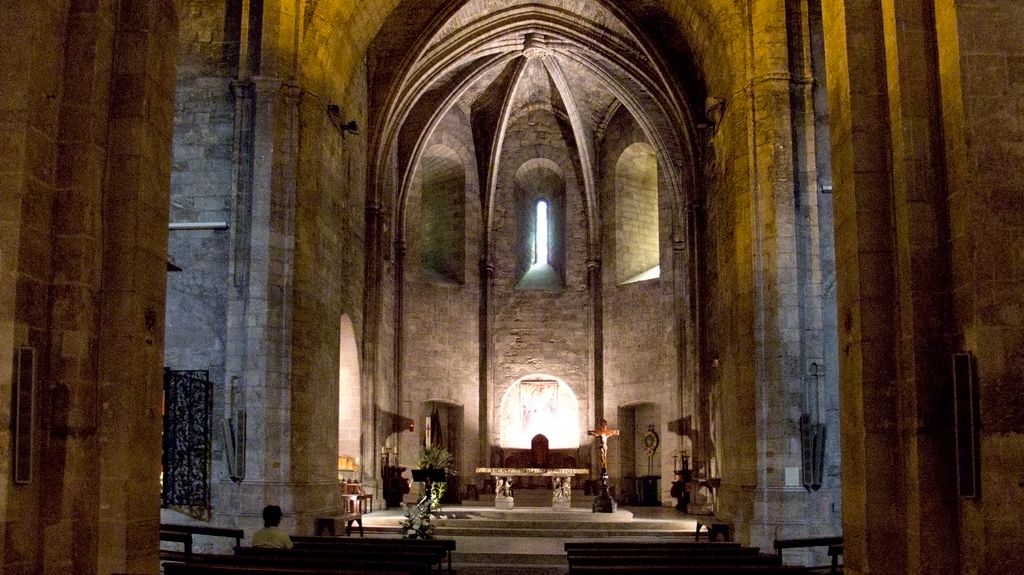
xmin=476 ymin=467 xmax=590 ymax=510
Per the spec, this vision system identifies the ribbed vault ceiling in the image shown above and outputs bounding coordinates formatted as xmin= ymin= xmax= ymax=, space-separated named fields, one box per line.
xmin=372 ymin=0 xmax=698 ymax=255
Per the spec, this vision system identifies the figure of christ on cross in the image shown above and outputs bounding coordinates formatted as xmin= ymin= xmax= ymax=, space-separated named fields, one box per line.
xmin=588 ymin=418 xmax=619 ymax=471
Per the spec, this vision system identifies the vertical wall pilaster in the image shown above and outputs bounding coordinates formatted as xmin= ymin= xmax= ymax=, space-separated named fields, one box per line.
xmin=880 ymin=1 xmax=959 ymax=573
xmin=740 ymin=0 xmax=839 ymax=552
xmin=822 ymin=0 xmax=906 ymax=573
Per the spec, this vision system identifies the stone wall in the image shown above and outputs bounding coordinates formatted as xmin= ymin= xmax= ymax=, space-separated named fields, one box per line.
xmin=490 ymin=108 xmax=592 ymax=450
xmin=164 ymin=0 xmax=237 ymax=490
xmin=401 ymin=105 xmax=482 ymax=478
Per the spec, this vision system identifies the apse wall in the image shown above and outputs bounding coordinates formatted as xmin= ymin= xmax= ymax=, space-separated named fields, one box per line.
xmin=400 ymin=106 xmax=482 ymax=479
xmin=599 ymin=107 xmax=678 ymax=485
xmin=490 ymin=108 xmax=592 ymax=459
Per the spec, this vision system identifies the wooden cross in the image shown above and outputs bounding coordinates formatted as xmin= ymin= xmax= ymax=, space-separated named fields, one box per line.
xmin=588 ymin=418 xmax=620 ymax=470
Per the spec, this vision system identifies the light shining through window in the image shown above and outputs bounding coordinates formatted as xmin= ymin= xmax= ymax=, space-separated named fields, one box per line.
xmin=535 ymin=200 xmax=549 ymax=265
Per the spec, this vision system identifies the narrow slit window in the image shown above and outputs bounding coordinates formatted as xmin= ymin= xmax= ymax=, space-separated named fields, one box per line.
xmin=535 ymin=200 xmax=549 ymax=265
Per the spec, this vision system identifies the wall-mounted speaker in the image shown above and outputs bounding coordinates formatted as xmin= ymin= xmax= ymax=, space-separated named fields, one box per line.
xmin=952 ymin=352 xmax=980 ymax=498
xmin=13 ymin=346 xmax=35 ymax=484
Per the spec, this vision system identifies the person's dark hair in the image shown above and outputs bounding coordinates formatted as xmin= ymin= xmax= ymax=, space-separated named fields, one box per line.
xmin=262 ymin=505 xmax=283 ymax=527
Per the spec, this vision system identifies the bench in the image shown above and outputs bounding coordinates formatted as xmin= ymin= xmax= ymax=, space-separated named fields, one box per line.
xmin=313 ymin=514 xmax=362 ymax=537
xmin=565 ymin=540 xmax=788 ymax=574
xmin=565 ymin=560 xmax=811 ymax=568
xmin=565 ymin=541 xmax=742 ymax=551
xmin=291 ymin=535 xmax=456 ymax=573
xmin=160 ymin=523 xmax=245 ymax=560
xmin=229 ymin=546 xmax=437 ymax=574
xmin=569 ymin=555 xmax=782 ymax=567
xmin=163 ymin=561 xmax=413 ymax=575
xmin=827 ymin=543 xmax=843 ymax=574
xmin=772 ymin=536 xmax=844 ymax=574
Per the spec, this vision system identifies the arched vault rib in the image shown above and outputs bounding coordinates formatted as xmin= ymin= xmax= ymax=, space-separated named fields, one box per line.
xmin=554 ymin=47 xmax=691 ymax=231
xmin=394 ymin=52 xmax=519 ymax=242
xmin=374 ymin=6 xmax=682 ymax=180
xmin=539 ymin=54 xmax=600 ymax=257
xmin=477 ymin=57 xmax=531 ymax=253
xmin=375 ymin=2 xmax=701 ymax=253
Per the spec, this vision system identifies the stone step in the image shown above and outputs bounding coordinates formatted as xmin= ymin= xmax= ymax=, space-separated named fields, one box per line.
xmin=452 ymin=563 xmax=567 ymax=575
xmin=452 ymin=552 xmax=565 ymax=565
xmin=451 ymin=564 xmax=566 ymax=575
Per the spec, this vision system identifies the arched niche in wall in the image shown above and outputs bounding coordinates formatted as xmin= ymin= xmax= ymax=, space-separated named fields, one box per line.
xmin=499 ymin=374 xmax=580 ymax=449
xmin=338 ymin=314 xmax=361 ymax=477
xmin=514 ymin=159 xmax=565 ymax=290
xmin=419 ymin=144 xmax=466 ymax=283
xmin=615 ymin=142 xmax=660 ymax=284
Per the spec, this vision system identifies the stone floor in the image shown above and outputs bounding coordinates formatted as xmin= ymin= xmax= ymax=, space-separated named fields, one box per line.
xmin=362 ymin=499 xmax=700 ymax=574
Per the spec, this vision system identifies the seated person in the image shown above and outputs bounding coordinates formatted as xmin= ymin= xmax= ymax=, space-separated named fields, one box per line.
xmin=252 ymin=505 xmax=293 ymax=549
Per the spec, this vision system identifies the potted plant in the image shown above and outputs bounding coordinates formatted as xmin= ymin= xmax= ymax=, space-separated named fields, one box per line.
xmin=414 ymin=445 xmax=454 ymax=508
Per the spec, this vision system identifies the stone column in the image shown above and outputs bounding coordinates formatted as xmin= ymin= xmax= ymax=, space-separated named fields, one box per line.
xmin=219 ymin=74 xmax=300 ymax=532
xmin=740 ymin=0 xmax=836 ymax=551
xmin=587 ymin=258 xmax=603 ymax=423
xmin=822 ymin=0 xmax=906 ymax=573
xmin=879 ymin=1 xmax=959 ymax=572
xmin=478 ymin=257 xmax=493 ymax=469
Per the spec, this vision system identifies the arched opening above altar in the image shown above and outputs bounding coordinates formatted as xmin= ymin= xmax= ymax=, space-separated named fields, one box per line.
xmin=498 ymin=374 xmax=581 ymax=450
xmin=490 ymin=374 xmax=587 ymax=490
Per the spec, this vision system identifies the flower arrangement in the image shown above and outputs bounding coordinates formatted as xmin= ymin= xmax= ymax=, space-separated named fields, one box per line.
xmin=400 ymin=500 xmax=436 ymax=539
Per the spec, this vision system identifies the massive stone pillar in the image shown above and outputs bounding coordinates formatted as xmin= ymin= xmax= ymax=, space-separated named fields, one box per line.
xmin=2 ymin=1 xmax=178 ymax=573
xmin=822 ymin=0 xmax=908 ymax=572
xmin=733 ymin=0 xmax=840 ymax=553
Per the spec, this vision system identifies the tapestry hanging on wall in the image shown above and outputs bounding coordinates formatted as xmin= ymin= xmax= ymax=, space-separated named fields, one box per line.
xmin=162 ymin=369 xmax=213 ymax=520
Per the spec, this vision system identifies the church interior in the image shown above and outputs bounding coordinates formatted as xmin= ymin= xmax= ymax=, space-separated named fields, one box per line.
xmin=1 ymin=0 xmax=1023 ymax=573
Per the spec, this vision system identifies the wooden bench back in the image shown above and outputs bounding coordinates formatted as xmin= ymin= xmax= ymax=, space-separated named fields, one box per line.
xmin=565 ymin=541 xmax=742 ymax=551
xmin=163 ymin=562 xmax=412 ymax=575
xmin=772 ymin=535 xmax=843 ymax=555
xmin=567 ymin=566 xmax=811 ymax=574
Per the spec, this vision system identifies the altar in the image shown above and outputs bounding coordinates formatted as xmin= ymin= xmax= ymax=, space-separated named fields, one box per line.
xmin=476 ymin=467 xmax=590 ymax=510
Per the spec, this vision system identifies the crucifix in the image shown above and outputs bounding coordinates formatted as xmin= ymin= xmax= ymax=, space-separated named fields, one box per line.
xmin=588 ymin=418 xmax=620 ymax=471
xmin=588 ymin=418 xmax=620 ymax=513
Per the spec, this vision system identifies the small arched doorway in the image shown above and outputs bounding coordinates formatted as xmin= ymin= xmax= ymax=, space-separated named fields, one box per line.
xmin=617 ymin=402 xmax=662 ymax=505
xmin=421 ymin=400 xmax=464 ymax=502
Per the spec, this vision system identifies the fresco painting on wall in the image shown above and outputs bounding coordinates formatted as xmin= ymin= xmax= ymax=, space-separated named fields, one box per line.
xmin=521 ymin=380 xmax=558 ymax=438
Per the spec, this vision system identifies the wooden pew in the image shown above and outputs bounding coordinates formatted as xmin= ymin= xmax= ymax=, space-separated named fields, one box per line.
xmin=161 ymin=522 xmax=245 ymax=549
xmin=827 ymin=543 xmax=844 ymax=574
xmin=160 ymin=523 xmax=245 ymax=561
xmin=772 ymin=535 xmax=844 ymax=574
xmin=565 ymin=541 xmax=743 ymax=551
xmin=227 ymin=546 xmax=438 ymax=574
xmin=163 ymin=561 xmax=412 ymax=575
xmin=160 ymin=529 xmax=194 ymax=561
xmin=567 ymin=553 xmax=782 ymax=569
xmin=314 ymin=496 xmax=363 ymax=537
xmin=569 ymin=560 xmax=806 ymax=568
xmin=565 ymin=540 xmax=788 ymax=574
xmin=289 ymin=535 xmax=456 ymax=574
